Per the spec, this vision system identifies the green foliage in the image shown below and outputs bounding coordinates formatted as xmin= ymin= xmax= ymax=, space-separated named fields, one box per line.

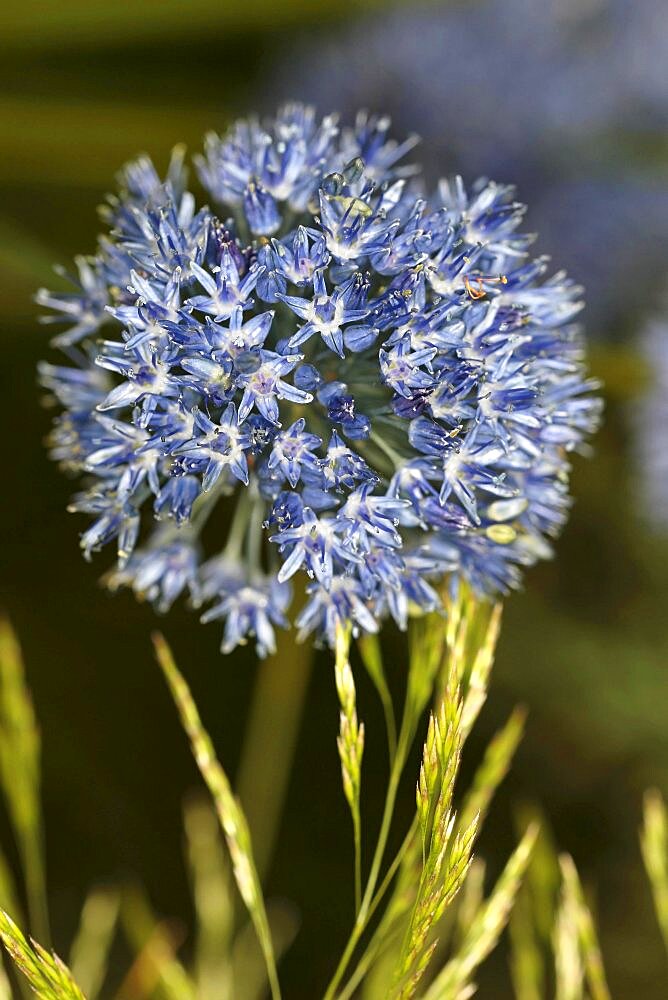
xmin=0 ymin=617 xmax=49 ymax=946
xmin=0 ymin=607 xmax=665 ymax=998
xmin=508 ymin=810 xmax=613 ymax=1000
xmin=324 ymin=588 xmax=536 ymax=1000
xmin=556 ymin=855 xmax=610 ymax=1000
xmin=457 ymin=708 xmax=526 ymax=837
xmin=183 ymin=795 xmax=235 ymax=997
xmin=1 ymin=0 xmax=410 ymax=52
xmin=641 ymin=789 xmax=668 ymax=954
xmin=0 ymin=909 xmax=86 ymax=1000
xmin=69 ymin=889 xmax=120 ymax=1000
xmin=425 ymin=825 xmax=538 ymax=1000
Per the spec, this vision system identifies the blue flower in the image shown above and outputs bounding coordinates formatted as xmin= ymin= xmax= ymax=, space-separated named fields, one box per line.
xmin=296 ymin=576 xmax=379 ymax=647
xmin=379 ymin=341 xmax=437 ymax=397
xmin=268 ymin=418 xmax=322 ymax=487
xmin=339 ymin=485 xmax=408 ymax=550
xmin=236 ymin=350 xmax=311 ymax=424
xmin=36 ymin=257 xmax=110 ymax=348
xmin=280 ymin=269 xmax=372 ymax=357
xmin=318 ymin=382 xmax=371 ymax=440
xmin=271 ymin=506 xmax=361 ymax=588
xmin=106 ymin=534 xmax=201 ymax=613
xmin=175 ymin=404 xmax=251 ymax=491
xmin=319 ymin=431 xmax=378 ymax=492
xmin=200 ymin=576 xmax=291 ymax=657
xmin=39 ymin=103 xmax=601 ymax=653
xmin=68 ymin=488 xmax=140 ymax=566
xmin=186 ymin=252 xmax=263 ymax=321
xmin=261 ymin=226 xmax=329 ymax=292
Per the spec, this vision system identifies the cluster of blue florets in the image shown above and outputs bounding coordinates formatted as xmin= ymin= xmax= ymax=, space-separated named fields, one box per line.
xmin=38 ymin=104 xmax=601 ymax=655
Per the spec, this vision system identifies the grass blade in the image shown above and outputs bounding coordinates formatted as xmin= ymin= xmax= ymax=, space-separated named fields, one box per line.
xmin=0 ymin=960 xmax=12 ymax=1000
xmin=457 ymin=707 xmax=526 ymax=837
xmin=391 ymin=686 xmax=471 ymax=998
xmin=232 ymin=900 xmax=299 ymax=1000
xmin=453 ymin=859 xmax=486 ymax=950
xmin=69 ymin=888 xmax=120 ymax=1000
xmin=641 ymin=788 xmax=668 ymax=953
xmin=183 ymin=795 xmax=235 ymax=998
xmin=0 ymin=847 xmax=22 ymax=927
xmin=554 ymin=864 xmax=585 ymax=1000
xmin=0 ymin=618 xmax=49 ymax=945
xmin=558 ymin=855 xmax=611 ymax=1000
xmin=117 ymin=886 xmax=194 ymax=1000
xmin=513 ymin=804 xmax=561 ymax=946
xmin=357 ymin=633 xmax=397 ymax=763
xmin=236 ymin=624 xmax=313 ymax=882
xmin=152 ymin=633 xmax=281 ymax=1000
xmin=509 ymin=878 xmax=544 ymax=1000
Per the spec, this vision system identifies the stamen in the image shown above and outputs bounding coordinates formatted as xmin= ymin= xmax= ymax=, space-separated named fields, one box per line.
xmin=464 ymin=273 xmax=508 ymax=300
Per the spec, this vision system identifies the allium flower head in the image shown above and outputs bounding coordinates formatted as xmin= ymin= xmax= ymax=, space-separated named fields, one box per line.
xmin=38 ymin=104 xmax=601 ymax=655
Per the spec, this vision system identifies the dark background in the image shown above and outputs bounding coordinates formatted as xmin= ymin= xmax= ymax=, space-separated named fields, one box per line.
xmin=1 ymin=1 xmax=668 ymax=995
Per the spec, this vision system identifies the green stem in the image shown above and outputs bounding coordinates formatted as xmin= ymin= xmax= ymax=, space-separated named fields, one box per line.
xmin=367 ymin=819 xmax=417 ymax=926
xmin=245 ymin=501 xmax=264 ymax=577
xmin=323 ymin=710 xmax=413 ymax=1000
xmin=337 ymin=926 xmax=403 ymax=1000
xmin=353 ymin=810 xmax=362 ymax=917
xmin=221 ymin=494 xmax=251 ymax=561
xmin=369 ymin=431 xmax=404 ymax=469
xmin=237 ymin=614 xmax=313 ymax=882
xmin=382 ymin=696 xmax=398 ymax=768
xmin=357 ymin=634 xmax=397 ymax=766
xmin=338 ymin=821 xmax=418 ymax=1000
xmin=190 ymin=480 xmax=230 ymax=535
xmin=22 ymin=826 xmax=50 ymax=947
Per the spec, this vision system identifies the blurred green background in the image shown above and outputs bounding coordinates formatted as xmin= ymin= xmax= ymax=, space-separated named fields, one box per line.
xmin=1 ymin=1 xmax=667 ymax=996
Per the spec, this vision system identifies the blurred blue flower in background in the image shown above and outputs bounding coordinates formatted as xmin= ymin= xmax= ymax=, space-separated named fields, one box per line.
xmin=635 ymin=304 xmax=668 ymax=530
xmin=270 ymin=0 xmax=668 ymax=334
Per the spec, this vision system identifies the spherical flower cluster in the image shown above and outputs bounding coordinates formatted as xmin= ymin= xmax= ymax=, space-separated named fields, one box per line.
xmin=38 ymin=104 xmax=601 ymax=655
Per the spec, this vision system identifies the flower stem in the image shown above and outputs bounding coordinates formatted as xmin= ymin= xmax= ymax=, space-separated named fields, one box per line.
xmin=222 ymin=494 xmax=251 ymax=561
xmin=236 ymin=594 xmax=313 ymax=881
xmin=353 ymin=810 xmax=363 ymax=917
xmin=337 ymin=820 xmax=418 ymax=1000
xmin=323 ymin=707 xmax=413 ymax=999
xmin=23 ymin=826 xmax=50 ymax=948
